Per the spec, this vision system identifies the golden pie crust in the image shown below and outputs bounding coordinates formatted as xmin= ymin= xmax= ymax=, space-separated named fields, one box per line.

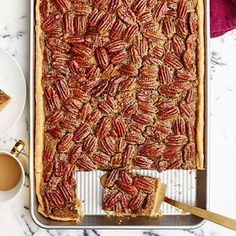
xmin=196 ymin=0 xmax=204 ymax=169
xmin=35 ymin=0 xmax=205 ymax=221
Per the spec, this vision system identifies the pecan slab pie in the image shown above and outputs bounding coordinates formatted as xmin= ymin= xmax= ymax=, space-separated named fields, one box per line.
xmin=35 ymin=0 xmax=204 ymax=221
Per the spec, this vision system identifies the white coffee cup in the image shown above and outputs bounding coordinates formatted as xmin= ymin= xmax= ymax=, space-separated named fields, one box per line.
xmin=0 ymin=140 xmax=25 ymax=202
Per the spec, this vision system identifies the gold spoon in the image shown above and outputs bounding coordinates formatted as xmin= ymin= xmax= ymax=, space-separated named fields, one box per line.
xmin=149 ymin=181 xmax=236 ymax=231
xmin=164 ymin=196 xmax=236 ymax=231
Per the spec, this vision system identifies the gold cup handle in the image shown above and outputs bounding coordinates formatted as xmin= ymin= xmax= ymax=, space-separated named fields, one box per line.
xmin=10 ymin=140 xmax=25 ymax=158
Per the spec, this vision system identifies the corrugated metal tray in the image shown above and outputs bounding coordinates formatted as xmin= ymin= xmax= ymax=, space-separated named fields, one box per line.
xmin=29 ymin=0 xmax=210 ymax=229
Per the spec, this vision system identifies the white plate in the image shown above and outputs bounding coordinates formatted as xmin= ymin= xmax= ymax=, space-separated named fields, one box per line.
xmin=0 ymin=48 xmax=26 ymax=137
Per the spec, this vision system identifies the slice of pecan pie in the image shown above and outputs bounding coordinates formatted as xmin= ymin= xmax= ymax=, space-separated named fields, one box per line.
xmin=100 ymin=170 xmax=166 ymax=216
xmin=35 ymin=0 xmax=204 ymax=221
xmin=0 ymin=89 xmax=11 ymax=112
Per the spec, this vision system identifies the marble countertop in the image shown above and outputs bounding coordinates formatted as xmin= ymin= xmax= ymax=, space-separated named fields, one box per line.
xmin=0 ymin=0 xmax=236 ymax=235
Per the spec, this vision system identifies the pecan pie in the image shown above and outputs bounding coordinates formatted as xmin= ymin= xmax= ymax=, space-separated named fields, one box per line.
xmin=35 ymin=0 xmax=204 ymax=221
xmin=0 ymin=89 xmax=11 ymax=112
xmin=100 ymin=170 xmax=166 ymax=216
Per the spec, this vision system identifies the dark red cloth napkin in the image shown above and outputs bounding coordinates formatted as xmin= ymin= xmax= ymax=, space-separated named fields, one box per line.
xmin=211 ymin=0 xmax=236 ymax=37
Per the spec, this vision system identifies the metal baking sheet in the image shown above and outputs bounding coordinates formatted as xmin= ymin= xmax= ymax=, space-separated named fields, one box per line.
xmin=29 ymin=0 xmax=210 ymax=229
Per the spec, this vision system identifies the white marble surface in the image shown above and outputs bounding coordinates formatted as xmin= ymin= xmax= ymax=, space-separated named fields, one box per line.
xmin=0 ymin=0 xmax=236 ymax=235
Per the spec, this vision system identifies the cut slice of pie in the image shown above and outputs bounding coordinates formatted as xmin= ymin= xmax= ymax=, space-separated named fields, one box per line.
xmin=0 ymin=89 xmax=11 ymax=112
xmin=100 ymin=170 xmax=166 ymax=217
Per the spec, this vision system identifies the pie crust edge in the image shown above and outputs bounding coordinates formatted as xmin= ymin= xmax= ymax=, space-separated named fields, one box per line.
xmin=196 ymin=0 xmax=205 ymax=169
xmin=34 ymin=0 xmax=82 ymax=221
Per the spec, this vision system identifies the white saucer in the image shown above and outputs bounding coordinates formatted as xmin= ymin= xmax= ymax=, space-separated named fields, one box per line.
xmin=0 ymin=48 xmax=26 ymax=137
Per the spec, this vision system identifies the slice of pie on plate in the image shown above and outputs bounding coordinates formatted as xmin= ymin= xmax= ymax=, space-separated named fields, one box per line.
xmin=0 ymin=89 xmax=11 ymax=112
